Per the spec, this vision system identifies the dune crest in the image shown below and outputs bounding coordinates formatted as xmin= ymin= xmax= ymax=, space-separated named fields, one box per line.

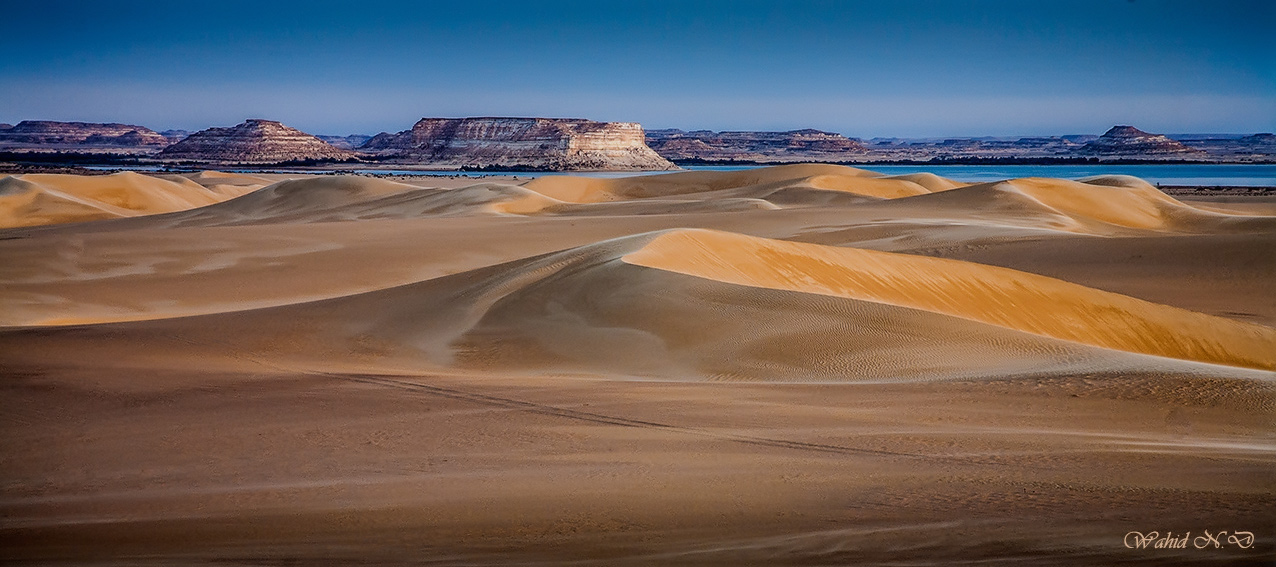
xmin=0 ymin=171 xmax=230 ymax=228
xmin=622 ymin=229 xmax=1276 ymax=370
xmin=144 ymin=178 xmax=567 ymax=226
xmin=882 ymin=177 xmax=1270 ymax=235
xmin=523 ymin=163 xmax=901 ymax=203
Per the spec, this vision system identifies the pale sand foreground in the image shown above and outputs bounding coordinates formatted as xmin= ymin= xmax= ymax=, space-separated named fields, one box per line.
xmin=1 ymin=165 xmax=1273 ymax=565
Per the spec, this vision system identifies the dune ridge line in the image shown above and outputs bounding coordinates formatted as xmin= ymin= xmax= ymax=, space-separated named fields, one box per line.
xmin=622 ymin=229 xmax=1276 ymax=370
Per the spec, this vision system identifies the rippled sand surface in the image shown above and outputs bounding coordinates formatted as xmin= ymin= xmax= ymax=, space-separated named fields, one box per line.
xmin=2 ymin=165 xmax=1273 ymax=565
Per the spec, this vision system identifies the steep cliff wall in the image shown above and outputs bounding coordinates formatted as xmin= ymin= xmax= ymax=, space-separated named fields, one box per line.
xmin=361 ymin=118 xmax=676 ymax=170
xmin=158 ymin=120 xmax=358 ymax=163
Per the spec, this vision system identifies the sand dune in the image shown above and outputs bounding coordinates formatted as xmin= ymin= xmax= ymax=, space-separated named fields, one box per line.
xmin=0 ymin=171 xmax=233 ymax=228
xmin=6 ymin=229 xmax=1270 ymax=382
xmin=624 ymin=229 xmax=1276 ymax=371
xmin=523 ymin=163 xmax=942 ymax=203
xmin=2 ymin=165 xmax=1274 ymax=565
xmin=15 ymin=177 xmax=571 ymax=228
xmin=2 ymin=168 xmax=1273 ymax=329
xmin=881 ymin=177 xmax=1270 ymax=236
xmin=172 ymin=170 xmax=272 ymax=197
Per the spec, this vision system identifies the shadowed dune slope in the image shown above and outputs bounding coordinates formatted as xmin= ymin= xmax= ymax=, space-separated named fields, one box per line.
xmin=2 ymin=167 xmax=1272 ymax=332
xmin=883 ymin=177 xmax=1273 ymax=235
xmin=0 ymin=172 xmax=231 ymax=228
xmin=6 ymin=229 xmax=1271 ymax=382
xmin=172 ymin=170 xmax=272 ymax=197
xmin=103 ymin=178 xmax=567 ymax=227
xmin=523 ymin=163 xmax=947 ymax=203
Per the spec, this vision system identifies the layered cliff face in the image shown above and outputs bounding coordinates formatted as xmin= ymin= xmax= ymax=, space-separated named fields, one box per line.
xmin=0 ymin=121 xmax=169 ymax=148
xmin=1079 ymin=126 xmax=1197 ymax=155
xmin=158 ymin=120 xmax=358 ymax=163
xmin=646 ymin=129 xmax=867 ymax=162
xmin=361 ymin=118 xmax=676 ymax=170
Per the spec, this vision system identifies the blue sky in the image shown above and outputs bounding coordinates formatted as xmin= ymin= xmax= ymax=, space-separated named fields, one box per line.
xmin=2 ymin=0 xmax=1272 ymax=137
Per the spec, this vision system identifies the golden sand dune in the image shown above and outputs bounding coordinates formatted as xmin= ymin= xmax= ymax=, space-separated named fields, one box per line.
xmin=171 ymin=175 xmax=420 ymax=222
xmin=186 ymin=170 xmax=273 ymax=184
xmin=2 ymin=169 xmax=1272 ymax=331
xmin=0 ymin=171 xmax=231 ymax=228
xmin=880 ymin=171 xmax=966 ymax=192
xmin=520 ymin=167 xmax=1264 ymax=237
xmin=872 ymin=176 xmax=1273 ymax=236
xmin=10 ymin=229 xmax=1269 ymax=382
xmin=624 ymin=229 xmax=1276 ymax=371
xmin=103 ymin=178 xmax=569 ymax=227
xmin=540 ymin=195 xmax=781 ymax=217
xmin=2 ymin=166 xmax=1275 ymax=565
xmin=523 ymin=163 xmax=943 ymax=203
xmin=172 ymin=170 xmax=272 ymax=197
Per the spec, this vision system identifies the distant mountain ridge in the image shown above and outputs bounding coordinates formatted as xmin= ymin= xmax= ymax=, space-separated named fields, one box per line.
xmin=1 ymin=119 xmax=1272 ymax=165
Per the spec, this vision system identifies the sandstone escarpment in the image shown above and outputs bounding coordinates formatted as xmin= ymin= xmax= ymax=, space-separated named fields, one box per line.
xmin=0 ymin=121 xmax=169 ymax=148
xmin=361 ymin=117 xmax=676 ymax=170
xmin=1079 ymin=126 xmax=1197 ymax=155
xmin=158 ymin=119 xmax=358 ymax=163
xmin=646 ymin=129 xmax=867 ymax=162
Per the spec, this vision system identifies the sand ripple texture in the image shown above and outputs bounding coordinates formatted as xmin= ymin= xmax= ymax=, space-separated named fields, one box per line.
xmin=3 ymin=165 xmax=1276 ymax=565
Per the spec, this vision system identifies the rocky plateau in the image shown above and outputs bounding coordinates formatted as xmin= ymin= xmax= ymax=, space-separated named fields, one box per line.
xmin=645 ymin=128 xmax=867 ymax=162
xmin=360 ymin=117 xmax=676 ymax=170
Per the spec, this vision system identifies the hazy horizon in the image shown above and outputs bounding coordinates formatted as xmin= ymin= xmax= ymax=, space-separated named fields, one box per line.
xmin=3 ymin=0 xmax=1273 ymax=138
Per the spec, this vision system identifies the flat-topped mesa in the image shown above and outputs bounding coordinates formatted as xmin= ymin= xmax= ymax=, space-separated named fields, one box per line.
xmin=158 ymin=119 xmax=358 ymax=163
xmin=1079 ymin=125 xmax=1198 ymax=155
xmin=0 ymin=120 xmax=169 ymax=147
xmin=360 ymin=117 xmax=677 ymax=171
xmin=646 ymin=128 xmax=868 ymax=162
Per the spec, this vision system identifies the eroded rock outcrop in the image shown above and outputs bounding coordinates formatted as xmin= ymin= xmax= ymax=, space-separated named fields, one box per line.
xmin=158 ymin=119 xmax=358 ymax=163
xmin=646 ymin=129 xmax=867 ymax=162
xmin=0 ymin=121 xmax=169 ymax=148
xmin=361 ymin=117 xmax=676 ymax=170
xmin=1079 ymin=126 xmax=1197 ymax=155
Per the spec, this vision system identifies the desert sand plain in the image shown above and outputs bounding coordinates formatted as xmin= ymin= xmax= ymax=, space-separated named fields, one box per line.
xmin=0 ymin=165 xmax=1273 ymax=565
